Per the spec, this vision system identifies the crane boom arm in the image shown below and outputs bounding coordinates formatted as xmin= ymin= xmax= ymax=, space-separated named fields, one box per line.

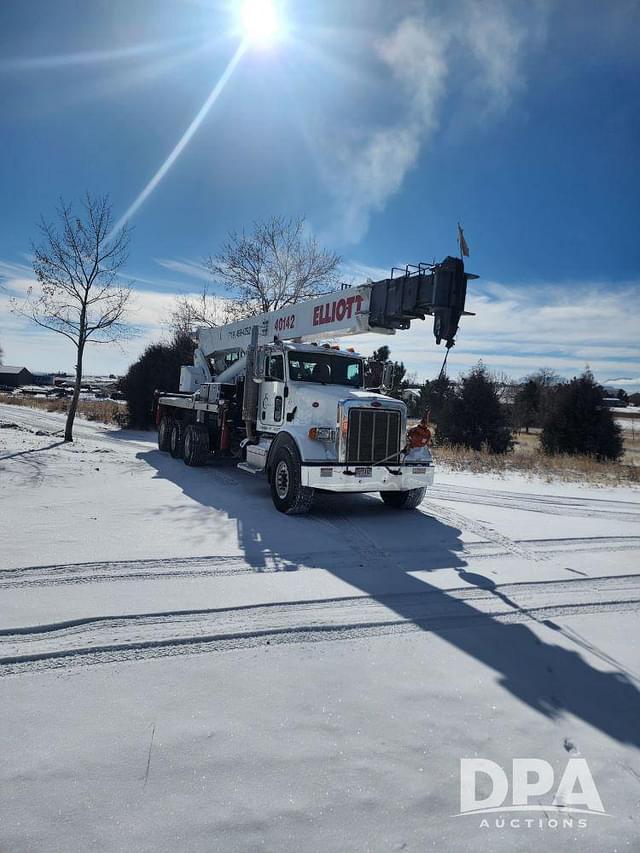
xmin=197 ymin=284 xmax=373 ymax=357
xmin=197 ymin=255 xmax=475 ymax=359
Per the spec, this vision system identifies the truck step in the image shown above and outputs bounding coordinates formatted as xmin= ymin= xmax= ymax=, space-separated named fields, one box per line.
xmin=236 ymin=462 xmax=264 ymax=475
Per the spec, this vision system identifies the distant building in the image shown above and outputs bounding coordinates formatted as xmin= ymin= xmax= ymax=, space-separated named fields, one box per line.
xmin=0 ymin=366 xmax=34 ymax=388
xmin=32 ymin=372 xmax=54 ymax=386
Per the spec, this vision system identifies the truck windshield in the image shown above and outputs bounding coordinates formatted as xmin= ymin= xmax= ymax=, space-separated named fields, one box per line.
xmin=288 ymin=352 xmax=362 ymax=387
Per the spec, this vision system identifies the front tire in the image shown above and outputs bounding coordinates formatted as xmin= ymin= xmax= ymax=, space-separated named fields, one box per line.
xmin=169 ymin=420 xmax=185 ymax=459
xmin=270 ymin=445 xmax=314 ymax=515
xmin=380 ymin=487 xmax=426 ymax=509
xmin=183 ymin=424 xmax=209 ymax=467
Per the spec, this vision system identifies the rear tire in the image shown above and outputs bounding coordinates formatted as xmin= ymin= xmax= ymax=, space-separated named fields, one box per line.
xmin=183 ymin=424 xmax=209 ymax=467
xmin=270 ymin=444 xmax=314 ymax=515
xmin=158 ymin=416 xmax=172 ymax=452
xmin=169 ymin=420 xmax=185 ymax=459
xmin=380 ymin=487 xmax=426 ymax=509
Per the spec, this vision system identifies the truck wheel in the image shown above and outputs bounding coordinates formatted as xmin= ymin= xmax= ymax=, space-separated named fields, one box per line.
xmin=158 ymin=417 xmax=173 ymax=452
xmin=380 ymin=487 xmax=426 ymax=509
xmin=169 ymin=421 xmax=185 ymax=459
xmin=183 ymin=424 xmax=209 ymax=467
xmin=270 ymin=445 xmax=314 ymax=515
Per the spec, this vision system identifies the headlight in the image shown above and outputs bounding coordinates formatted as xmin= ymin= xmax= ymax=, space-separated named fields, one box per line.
xmin=308 ymin=427 xmax=336 ymax=442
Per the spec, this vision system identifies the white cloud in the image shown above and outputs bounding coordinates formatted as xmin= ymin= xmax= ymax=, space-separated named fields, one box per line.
xmin=462 ymin=0 xmax=527 ymax=112
xmin=341 ymin=279 xmax=640 ymax=386
xmin=325 ymin=16 xmax=447 ymax=243
xmin=340 ymin=259 xmax=390 ymax=285
xmin=154 ymin=257 xmax=211 ymax=283
xmin=321 ymin=2 xmax=546 ymax=243
xmin=0 ymin=260 xmax=35 ymax=295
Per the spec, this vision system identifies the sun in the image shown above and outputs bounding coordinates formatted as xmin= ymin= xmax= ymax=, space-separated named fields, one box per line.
xmin=240 ymin=0 xmax=280 ymax=46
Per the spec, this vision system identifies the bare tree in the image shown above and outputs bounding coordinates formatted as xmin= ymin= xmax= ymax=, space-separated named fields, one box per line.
xmin=13 ymin=194 xmax=133 ymax=442
xmin=207 ymin=216 xmax=341 ymax=316
xmin=168 ymin=282 xmax=229 ymax=336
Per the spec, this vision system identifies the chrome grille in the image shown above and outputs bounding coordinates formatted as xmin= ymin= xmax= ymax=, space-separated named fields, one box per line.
xmin=346 ymin=408 xmax=401 ymax=465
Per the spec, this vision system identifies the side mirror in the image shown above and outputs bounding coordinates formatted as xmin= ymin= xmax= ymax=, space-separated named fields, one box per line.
xmin=381 ymin=362 xmax=395 ymax=392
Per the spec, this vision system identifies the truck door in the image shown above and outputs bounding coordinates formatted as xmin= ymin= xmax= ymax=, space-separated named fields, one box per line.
xmin=258 ymin=352 xmax=286 ymax=432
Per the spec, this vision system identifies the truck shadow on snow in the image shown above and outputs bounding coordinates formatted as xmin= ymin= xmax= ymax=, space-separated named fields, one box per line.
xmin=139 ymin=448 xmax=640 ymax=749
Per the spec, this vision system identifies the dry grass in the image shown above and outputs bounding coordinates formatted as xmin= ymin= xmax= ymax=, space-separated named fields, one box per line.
xmin=412 ymin=421 xmax=639 ymax=485
xmin=433 ymin=442 xmax=639 ymax=486
xmin=514 ymin=427 xmax=640 ymax=468
xmin=0 ymin=393 xmax=126 ymax=426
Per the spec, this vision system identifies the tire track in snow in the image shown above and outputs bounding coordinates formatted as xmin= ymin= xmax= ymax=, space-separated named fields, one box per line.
xmin=429 ymin=483 xmax=640 ymax=522
xmin=308 ymin=501 xmax=544 ymax=573
xmin=308 ymin=512 xmax=397 ymax=571
xmin=421 ymin=500 xmax=549 ymax=563
xmin=2 ymin=574 xmax=639 ymax=675
xmin=2 ymin=536 xmax=640 ymax=588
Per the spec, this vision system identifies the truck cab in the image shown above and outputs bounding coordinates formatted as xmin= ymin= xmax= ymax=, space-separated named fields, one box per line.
xmin=240 ymin=342 xmax=434 ymax=513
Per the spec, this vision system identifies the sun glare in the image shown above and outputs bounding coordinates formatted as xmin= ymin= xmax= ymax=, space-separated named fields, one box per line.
xmin=240 ymin=0 xmax=279 ymax=45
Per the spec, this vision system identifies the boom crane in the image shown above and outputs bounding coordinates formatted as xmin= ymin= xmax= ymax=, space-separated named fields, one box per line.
xmin=183 ymin=255 xmax=475 ymax=390
xmin=154 ymin=255 xmax=476 ymax=515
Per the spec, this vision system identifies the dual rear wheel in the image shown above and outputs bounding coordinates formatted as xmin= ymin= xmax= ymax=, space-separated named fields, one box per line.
xmin=157 ymin=416 xmax=172 ymax=452
xmin=183 ymin=424 xmax=209 ymax=466
xmin=158 ymin=417 xmax=209 ymax=467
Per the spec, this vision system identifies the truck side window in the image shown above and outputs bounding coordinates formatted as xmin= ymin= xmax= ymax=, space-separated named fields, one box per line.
xmin=346 ymin=363 xmax=360 ymax=385
xmin=267 ymin=355 xmax=284 ymax=381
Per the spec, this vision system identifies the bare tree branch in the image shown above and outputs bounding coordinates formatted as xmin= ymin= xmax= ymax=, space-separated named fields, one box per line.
xmin=206 ymin=215 xmax=341 ymax=317
xmin=167 ymin=282 xmax=231 ymax=336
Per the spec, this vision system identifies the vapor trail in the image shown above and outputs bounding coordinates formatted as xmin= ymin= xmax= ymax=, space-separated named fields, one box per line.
xmin=109 ymin=42 xmax=246 ymax=237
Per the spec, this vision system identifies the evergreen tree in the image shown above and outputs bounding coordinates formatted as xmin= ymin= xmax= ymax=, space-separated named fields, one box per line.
xmin=437 ymin=363 xmax=514 ymax=454
xmin=121 ymin=332 xmax=195 ymax=429
xmin=422 ymin=375 xmax=455 ymax=426
xmin=541 ymin=370 xmax=623 ymax=461
xmin=372 ymin=345 xmax=390 ymax=363
xmin=389 ymin=359 xmax=406 ymax=399
xmin=513 ymin=378 xmax=540 ymax=433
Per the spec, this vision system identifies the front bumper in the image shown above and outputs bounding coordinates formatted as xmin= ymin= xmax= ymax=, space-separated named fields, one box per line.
xmin=301 ymin=463 xmax=435 ymax=493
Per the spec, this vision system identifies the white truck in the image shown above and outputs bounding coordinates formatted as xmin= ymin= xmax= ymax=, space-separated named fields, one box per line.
xmin=154 ymin=255 xmax=476 ymax=514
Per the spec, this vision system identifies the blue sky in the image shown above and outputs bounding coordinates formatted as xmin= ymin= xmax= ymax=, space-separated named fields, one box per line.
xmin=1 ymin=0 xmax=639 ymax=387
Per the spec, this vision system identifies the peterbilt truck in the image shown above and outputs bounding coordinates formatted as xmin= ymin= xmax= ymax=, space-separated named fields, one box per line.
xmin=153 ymin=255 xmax=476 ymax=514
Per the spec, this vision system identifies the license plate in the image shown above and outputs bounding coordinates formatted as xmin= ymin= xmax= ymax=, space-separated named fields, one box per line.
xmin=355 ymin=467 xmax=372 ymax=477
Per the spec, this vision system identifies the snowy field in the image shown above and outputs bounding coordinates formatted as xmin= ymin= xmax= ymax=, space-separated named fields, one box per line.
xmin=1 ymin=402 xmax=639 ymax=852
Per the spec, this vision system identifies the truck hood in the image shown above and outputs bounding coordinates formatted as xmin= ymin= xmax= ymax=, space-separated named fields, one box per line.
xmin=288 ymin=382 xmax=402 ymax=429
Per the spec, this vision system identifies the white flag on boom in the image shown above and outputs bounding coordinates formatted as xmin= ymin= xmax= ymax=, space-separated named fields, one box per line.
xmin=457 ymin=222 xmax=470 ymax=257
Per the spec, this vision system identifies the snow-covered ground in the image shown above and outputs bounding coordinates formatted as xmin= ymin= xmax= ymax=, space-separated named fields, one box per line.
xmin=1 ymin=403 xmax=639 ymax=852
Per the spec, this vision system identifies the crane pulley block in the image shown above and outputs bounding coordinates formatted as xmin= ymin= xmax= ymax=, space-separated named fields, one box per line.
xmin=369 ymin=256 xmax=476 ymax=346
